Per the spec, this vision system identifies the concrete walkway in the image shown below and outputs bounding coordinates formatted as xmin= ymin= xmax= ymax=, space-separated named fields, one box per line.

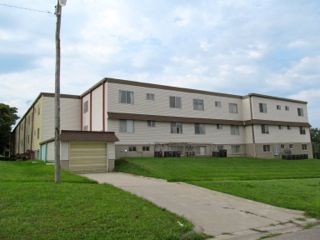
xmin=81 ymin=173 xmax=318 ymax=240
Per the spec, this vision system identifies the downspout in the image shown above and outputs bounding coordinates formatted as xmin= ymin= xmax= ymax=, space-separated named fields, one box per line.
xmin=249 ymin=95 xmax=257 ymax=158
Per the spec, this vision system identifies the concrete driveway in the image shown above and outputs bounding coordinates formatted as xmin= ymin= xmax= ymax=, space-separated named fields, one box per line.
xmin=81 ymin=172 xmax=318 ymax=240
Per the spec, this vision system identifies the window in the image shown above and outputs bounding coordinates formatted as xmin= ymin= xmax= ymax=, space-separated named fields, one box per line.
xmin=195 ymin=123 xmax=206 ymax=134
xmin=263 ymin=145 xmax=270 ymax=152
xmin=231 ymin=145 xmax=241 ymax=153
xmin=147 ymin=121 xmax=156 ymax=127
xmin=193 ymin=99 xmax=204 ymax=110
xmin=171 ymin=122 xmax=183 ymax=134
xmin=287 ymin=126 xmax=292 ymax=130
xmin=297 ymin=108 xmax=304 ymax=117
xmin=119 ymin=120 xmax=134 ymax=133
xmin=143 ymin=146 xmax=150 ymax=151
xmin=37 ymin=128 xmax=40 ymax=139
xmin=129 ymin=146 xmax=136 ymax=152
xmin=231 ymin=125 xmax=240 ymax=135
xmin=281 ymin=144 xmax=285 ymax=149
xmin=146 ymin=93 xmax=155 ymax=100
xmin=119 ymin=90 xmax=134 ymax=104
xmin=229 ymin=103 xmax=238 ymax=113
xmin=83 ymin=101 xmax=89 ymax=113
xmin=38 ymin=104 xmax=41 ymax=115
xmin=215 ymin=101 xmax=221 ymax=108
xmin=289 ymin=144 xmax=293 ymax=149
xmin=217 ymin=124 xmax=223 ymax=130
xmin=300 ymin=127 xmax=306 ymax=135
xmin=259 ymin=103 xmax=267 ymax=113
xmin=302 ymin=144 xmax=308 ymax=151
xmin=277 ymin=105 xmax=281 ymax=110
xmin=170 ymin=96 xmax=182 ymax=108
xmin=279 ymin=125 xmax=283 ymax=130
xmin=261 ymin=125 xmax=269 ymax=134
xmin=83 ymin=125 xmax=88 ymax=131
xmin=285 ymin=106 xmax=290 ymax=111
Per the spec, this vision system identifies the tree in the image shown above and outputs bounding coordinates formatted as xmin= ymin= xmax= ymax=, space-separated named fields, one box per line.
xmin=0 ymin=103 xmax=19 ymax=155
xmin=310 ymin=127 xmax=320 ymax=143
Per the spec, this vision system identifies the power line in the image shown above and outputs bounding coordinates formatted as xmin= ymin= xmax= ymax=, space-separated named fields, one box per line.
xmin=0 ymin=3 xmax=52 ymax=15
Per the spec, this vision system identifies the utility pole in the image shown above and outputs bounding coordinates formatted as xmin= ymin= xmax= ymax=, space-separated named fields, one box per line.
xmin=54 ymin=0 xmax=66 ymax=183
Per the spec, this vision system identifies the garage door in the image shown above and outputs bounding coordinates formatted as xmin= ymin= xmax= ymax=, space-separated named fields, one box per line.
xmin=69 ymin=142 xmax=107 ymax=173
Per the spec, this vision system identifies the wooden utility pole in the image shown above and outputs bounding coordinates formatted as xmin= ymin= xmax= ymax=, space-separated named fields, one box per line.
xmin=54 ymin=0 xmax=62 ymax=183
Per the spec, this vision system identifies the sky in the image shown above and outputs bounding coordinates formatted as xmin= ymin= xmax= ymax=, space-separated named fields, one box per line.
xmin=0 ymin=0 xmax=319 ymax=127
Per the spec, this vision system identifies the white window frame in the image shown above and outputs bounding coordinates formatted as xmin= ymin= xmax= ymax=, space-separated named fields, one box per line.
xmin=142 ymin=146 xmax=150 ymax=151
xmin=119 ymin=120 xmax=134 ymax=133
xmin=261 ymin=125 xmax=269 ymax=134
xmin=302 ymin=144 xmax=308 ymax=151
xmin=171 ymin=122 xmax=183 ymax=134
xmin=277 ymin=105 xmax=281 ymax=110
xmin=217 ymin=124 xmax=223 ymax=130
xmin=119 ymin=90 xmax=134 ymax=104
xmin=146 ymin=93 xmax=155 ymax=101
xmin=215 ymin=101 xmax=222 ymax=108
xmin=231 ymin=145 xmax=241 ymax=153
xmin=83 ymin=101 xmax=89 ymax=113
xmin=263 ymin=145 xmax=270 ymax=152
xmin=195 ymin=123 xmax=206 ymax=134
xmin=297 ymin=108 xmax=304 ymax=117
xmin=229 ymin=103 xmax=238 ymax=113
xmin=147 ymin=120 xmax=156 ymax=127
xmin=193 ymin=99 xmax=204 ymax=111
xmin=300 ymin=127 xmax=306 ymax=135
xmin=231 ymin=125 xmax=240 ymax=135
xmin=170 ymin=96 xmax=182 ymax=108
xmin=259 ymin=103 xmax=267 ymax=113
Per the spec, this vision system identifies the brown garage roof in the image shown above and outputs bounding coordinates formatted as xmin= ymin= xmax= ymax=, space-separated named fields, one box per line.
xmin=60 ymin=130 xmax=119 ymax=142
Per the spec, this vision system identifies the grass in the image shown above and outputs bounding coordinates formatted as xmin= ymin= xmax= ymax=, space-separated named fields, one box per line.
xmin=115 ymin=157 xmax=320 ymax=218
xmin=0 ymin=160 xmax=207 ymax=240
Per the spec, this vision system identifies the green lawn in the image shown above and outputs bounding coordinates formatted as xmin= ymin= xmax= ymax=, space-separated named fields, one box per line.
xmin=0 ymin=161 xmax=206 ymax=240
xmin=115 ymin=157 xmax=320 ymax=218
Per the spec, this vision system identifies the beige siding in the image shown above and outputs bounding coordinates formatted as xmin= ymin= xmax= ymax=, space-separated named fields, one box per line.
xmin=92 ymin=86 xmax=103 ymax=131
xmin=82 ymin=94 xmax=90 ymax=130
xmin=47 ymin=141 xmax=55 ymax=161
xmin=107 ymin=83 xmax=243 ymax=121
xmin=61 ymin=141 xmax=69 ymax=161
xmin=242 ymin=97 xmax=252 ymax=121
xmin=32 ymin=97 xmax=43 ymax=152
xmin=110 ymin=119 xmax=245 ymax=145
xmin=42 ymin=96 xmax=81 ymax=142
xmin=255 ymin=125 xmax=311 ymax=144
xmin=251 ymin=96 xmax=308 ymax=123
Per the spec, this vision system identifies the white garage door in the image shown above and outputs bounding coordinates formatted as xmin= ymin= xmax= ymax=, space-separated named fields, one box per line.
xmin=69 ymin=142 xmax=107 ymax=173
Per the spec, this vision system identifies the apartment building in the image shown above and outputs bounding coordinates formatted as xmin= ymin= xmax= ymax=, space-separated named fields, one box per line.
xmin=11 ymin=78 xmax=312 ymax=172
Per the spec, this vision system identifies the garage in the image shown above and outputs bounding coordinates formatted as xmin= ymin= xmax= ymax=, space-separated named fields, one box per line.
xmin=60 ymin=130 xmax=119 ymax=173
xmin=69 ymin=142 xmax=107 ymax=173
